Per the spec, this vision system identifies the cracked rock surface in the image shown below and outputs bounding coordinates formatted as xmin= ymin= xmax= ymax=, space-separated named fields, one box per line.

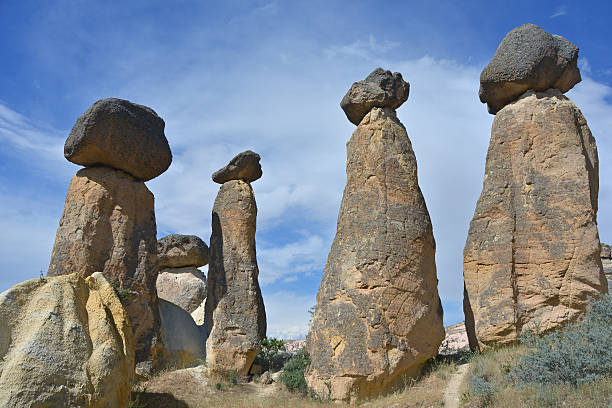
xmin=306 ymin=106 xmax=444 ymax=403
xmin=204 ymin=180 xmax=266 ymax=375
xmin=463 ymin=90 xmax=608 ymax=350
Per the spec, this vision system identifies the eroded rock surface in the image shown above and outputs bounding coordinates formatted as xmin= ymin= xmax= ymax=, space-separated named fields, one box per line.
xmin=204 ymin=180 xmax=266 ymax=375
xmin=0 ymin=273 xmax=134 ymax=408
xmin=601 ymin=243 xmax=612 ymax=291
xmin=48 ymin=166 xmax=162 ymax=364
xmin=157 ymin=266 xmax=207 ymax=313
xmin=159 ymin=299 xmax=206 ymax=368
xmin=211 ymin=150 xmax=262 ymax=184
xmin=463 ymin=90 xmax=607 ymax=350
xmin=479 ymin=24 xmax=581 ymax=114
xmin=340 ymin=67 xmax=410 ymax=125
xmin=306 ymin=105 xmax=444 ymax=402
xmin=158 ymin=234 xmax=209 ymax=269
xmin=64 ymin=98 xmax=172 ymax=181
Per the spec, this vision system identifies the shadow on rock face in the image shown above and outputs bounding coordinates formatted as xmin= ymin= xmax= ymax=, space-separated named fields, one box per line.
xmin=131 ymin=392 xmax=189 ymax=408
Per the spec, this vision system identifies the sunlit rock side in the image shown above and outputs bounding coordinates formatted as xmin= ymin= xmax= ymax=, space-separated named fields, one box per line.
xmin=306 ymin=100 xmax=444 ymax=402
xmin=463 ymin=90 xmax=607 ymax=350
xmin=0 ymin=273 xmax=134 ymax=408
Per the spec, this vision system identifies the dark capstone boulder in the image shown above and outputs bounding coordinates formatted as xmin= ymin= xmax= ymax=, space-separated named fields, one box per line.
xmin=157 ymin=234 xmax=210 ymax=269
xmin=340 ymin=67 xmax=410 ymax=125
xmin=211 ymin=150 xmax=262 ymax=184
xmin=479 ymin=23 xmax=581 ymax=114
xmin=64 ymin=98 xmax=172 ymax=181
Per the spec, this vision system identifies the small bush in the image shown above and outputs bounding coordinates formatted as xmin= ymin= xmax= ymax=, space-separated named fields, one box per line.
xmin=279 ymin=349 xmax=310 ymax=393
xmin=229 ymin=370 xmax=237 ymax=385
xmin=112 ymin=285 xmax=132 ymax=302
xmin=467 ymin=358 xmax=498 ymax=405
xmin=253 ymin=337 xmax=290 ymax=372
xmin=215 ymin=382 xmax=222 ymax=390
xmin=509 ymin=294 xmax=612 ymax=387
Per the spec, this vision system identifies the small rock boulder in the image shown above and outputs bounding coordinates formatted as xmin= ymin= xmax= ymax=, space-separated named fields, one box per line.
xmin=0 ymin=273 xmax=134 ymax=408
xmin=479 ymin=23 xmax=581 ymax=114
xmin=158 ymin=299 xmax=206 ymax=369
xmin=211 ymin=150 xmax=262 ymax=184
xmin=340 ymin=67 xmax=410 ymax=125
xmin=156 ymin=266 xmax=207 ymax=313
xmin=258 ymin=371 xmax=273 ymax=385
xmin=158 ymin=234 xmax=210 ymax=269
xmin=64 ymin=98 xmax=172 ymax=181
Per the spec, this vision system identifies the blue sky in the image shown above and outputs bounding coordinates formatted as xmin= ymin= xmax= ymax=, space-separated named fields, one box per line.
xmin=1 ymin=1 xmax=612 ymax=339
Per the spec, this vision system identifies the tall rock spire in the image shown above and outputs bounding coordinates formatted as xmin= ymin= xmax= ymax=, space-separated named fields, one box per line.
xmin=204 ymin=150 xmax=266 ymax=375
xmin=464 ymin=24 xmax=608 ymax=351
xmin=306 ymin=68 xmax=444 ymax=402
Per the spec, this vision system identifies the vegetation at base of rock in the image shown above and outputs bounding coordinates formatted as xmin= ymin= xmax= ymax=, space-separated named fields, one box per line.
xmin=253 ymin=337 xmax=287 ymax=372
xmin=462 ymin=298 xmax=612 ymax=408
xmin=279 ymin=349 xmax=311 ymax=393
xmin=509 ymin=294 xmax=612 ymax=387
xmin=229 ymin=371 xmax=237 ymax=385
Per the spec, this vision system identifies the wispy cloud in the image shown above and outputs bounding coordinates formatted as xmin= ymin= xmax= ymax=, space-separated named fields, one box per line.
xmin=0 ymin=103 xmax=65 ymax=159
xmin=324 ymin=35 xmax=400 ymax=60
xmin=551 ymin=5 xmax=568 ymax=18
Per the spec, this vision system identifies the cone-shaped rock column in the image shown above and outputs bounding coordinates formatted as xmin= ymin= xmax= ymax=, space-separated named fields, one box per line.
xmin=204 ymin=151 xmax=266 ymax=375
xmin=48 ymin=98 xmax=172 ymax=367
xmin=306 ymin=68 xmax=444 ymax=403
xmin=464 ymin=24 xmax=608 ymax=351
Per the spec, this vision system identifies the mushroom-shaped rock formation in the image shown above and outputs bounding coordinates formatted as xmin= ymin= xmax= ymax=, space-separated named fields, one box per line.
xmin=212 ymin=150 xmax=262 ymax=184
xmin=0 ymin=273 xmax=134 ymax=408
xmin=64 ymin=98 xmax=172 ymax=181
xmin=340 ymin=67 xmax=410 ymax=126
xmin=205 ymin=168 xmax=266 ymax=375
xmin=479 ymin=23 xmax=581 ymax=114
xmin=50 ymin=98 xmax=172 ymax=368
xmin=307 ymin=69 xmax=444 ymax=403
xmin=158 ymin=234 xmax=210 ymax=269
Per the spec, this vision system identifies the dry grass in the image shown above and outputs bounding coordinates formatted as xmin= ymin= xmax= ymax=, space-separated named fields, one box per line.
xmin=129 ymin=355 xmax=467 ymax=408
xmin=460 ymin=346 xmax=612 ymax=408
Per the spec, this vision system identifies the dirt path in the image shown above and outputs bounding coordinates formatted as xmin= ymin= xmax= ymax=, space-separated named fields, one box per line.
xmin=443 ymin=363 xmax=470 ymax=408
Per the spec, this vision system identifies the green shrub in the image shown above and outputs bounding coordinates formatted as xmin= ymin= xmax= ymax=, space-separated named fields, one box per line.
xmin=279 ymin=349 xmax=310 ymax=393
xmin=510 ymin=294 xmax=612 ymax=387
xmin=467 ymin=357 xmax=498 ymax=405
xmin=229 ymin=370 xmax=237 ymax=385
xmin=253 ymin=337 xmax=289 ymax=372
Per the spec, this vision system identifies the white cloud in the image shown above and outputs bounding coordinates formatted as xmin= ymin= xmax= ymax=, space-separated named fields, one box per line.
xmin=551 ymin=6 xmax=568 ymax=18
xmin=0 ymin=102 xmax=66 ymax=165
xmin=263 ymin=290 xmax=313 ymax=339
xmin=324 ymin=35 xmax=400 ymax=60
xmin=258 ymin=235 xmax=327 ymax=285
xmin=3 ymin=21 xmax=612 ymax=344
xmin=579 ymin=57 xmax=592 ymax=74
